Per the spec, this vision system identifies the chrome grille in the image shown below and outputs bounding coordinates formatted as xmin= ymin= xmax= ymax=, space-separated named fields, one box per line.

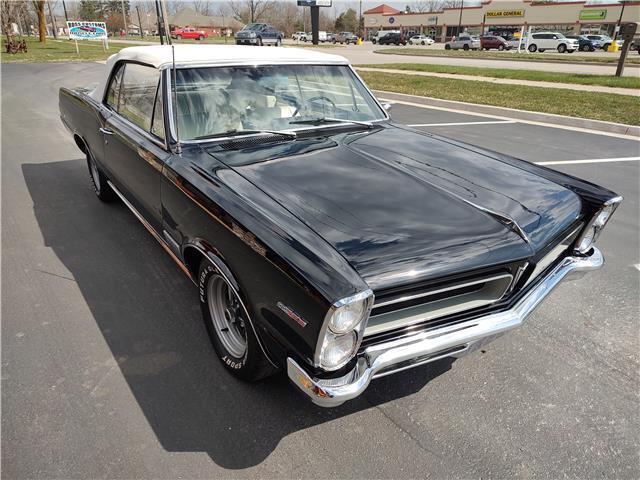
xmin=365 ymin=272 xmax=514 ymax=336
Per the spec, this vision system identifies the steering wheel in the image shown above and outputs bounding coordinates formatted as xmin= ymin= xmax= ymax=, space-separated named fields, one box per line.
xmin=292 ymin=95 xmax=337 ymax=117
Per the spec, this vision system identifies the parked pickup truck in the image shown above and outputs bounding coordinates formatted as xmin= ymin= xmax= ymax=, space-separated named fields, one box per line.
xmin=59 ymin=44 xmax=620 ymax=407
xmin=171 ymin=27 xmax=208 ymax=40
xmin=235 ymin=22 xmax=283 ymax=46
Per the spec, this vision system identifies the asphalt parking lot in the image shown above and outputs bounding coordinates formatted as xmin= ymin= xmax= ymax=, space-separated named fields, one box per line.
xmin=2 ymin=62 xmax=639 ymax=479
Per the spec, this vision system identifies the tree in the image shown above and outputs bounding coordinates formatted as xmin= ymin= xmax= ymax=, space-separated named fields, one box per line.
xmin=1 ymin=1 xmax=31 ymax=37
xmin=229 ymin=0 xmax=274 ymax=24
xmin=31 ymin=0 xmax=46 ymax=42
xmin=334 ymin=8 xmax=357 ymax=33
xmin=77 ymin=0 xmax=104 ymax=21
xmin=411 ymin=1 xmax=446 ymax=13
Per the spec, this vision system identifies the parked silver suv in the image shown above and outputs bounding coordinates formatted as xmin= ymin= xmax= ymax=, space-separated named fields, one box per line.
xmin=445 ymin=34 xmax=480 ymax=51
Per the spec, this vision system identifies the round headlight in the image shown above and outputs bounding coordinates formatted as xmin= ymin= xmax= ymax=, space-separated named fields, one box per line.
xmin=328 ymin=301 xmax=366 ymax=334
xmin=319 ymin=331 xmax=357 ymax=370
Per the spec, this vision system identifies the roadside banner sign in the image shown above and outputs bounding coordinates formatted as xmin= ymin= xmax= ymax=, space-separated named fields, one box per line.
xmin=66 ymin=21 xmax=108 ymax=53
xmin=67 ymin=21 xmax=107 ymax=40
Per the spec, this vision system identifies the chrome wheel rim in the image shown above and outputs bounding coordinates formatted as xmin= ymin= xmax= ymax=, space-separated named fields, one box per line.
xmin=207 ymin=274 xmax=247 ymax=358
xmin=89 ymin=158 xmax=100 ymax=193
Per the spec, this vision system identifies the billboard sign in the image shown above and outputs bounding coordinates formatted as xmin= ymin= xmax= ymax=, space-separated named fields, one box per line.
xmin=67 ymin=21 xmax=108 ymax=40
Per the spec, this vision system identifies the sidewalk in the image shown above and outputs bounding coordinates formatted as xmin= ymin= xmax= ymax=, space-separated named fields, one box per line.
xmin=355 ymin=67 xmax=639 ymax=97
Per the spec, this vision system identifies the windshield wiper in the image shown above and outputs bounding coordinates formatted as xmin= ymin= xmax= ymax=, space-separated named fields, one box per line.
xmin=193 ymin=129 xmax=297 ymax=141
xmin=289 ymin=117 xmax=373 ymax=128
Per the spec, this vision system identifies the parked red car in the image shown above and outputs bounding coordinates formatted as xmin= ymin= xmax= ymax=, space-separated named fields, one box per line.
xmin=171 ymin=27 xmax=208 ymax=40
xmin=480 ymin=35 xmax=511 ymax=51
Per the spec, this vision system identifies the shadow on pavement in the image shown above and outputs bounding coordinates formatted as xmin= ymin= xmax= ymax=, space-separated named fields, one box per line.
xmin=22 ymin=159 xmax=455 ymax=469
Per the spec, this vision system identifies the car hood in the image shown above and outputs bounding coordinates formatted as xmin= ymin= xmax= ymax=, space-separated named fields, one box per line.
xmin=207 ymin=126 xmax=581 ymax=291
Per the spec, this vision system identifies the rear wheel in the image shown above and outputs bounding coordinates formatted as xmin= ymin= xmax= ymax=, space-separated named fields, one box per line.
xmin=498 ymin=44 xmax=504 ymax=51
xmin=603 ymin=43 xmax=610 ymax=51
xmin=580 ymin=44 xmax=589 ymax=52
xmin=538 ymin=49 xmax=545 ymax=52
xmin=257 ymin=37 xmax=263 ymax=46
xmin=445 ymin=43 xmax=451 ymax=50
xmin=463 ymin=43 xmax=470 ymax=51
xmin=528 ymin=43 xmax=537 ymax=52
xmin=199 ymin=259 xmax=276 ymax=381
xmin=198 ymin=35 xmax=204 ymax=41
xmin=176 ymin=35 xmax=182 ymax=40
xmin=276 ymin=38 xmax=282 ymax=47
xmin=421 ymin=41 xmax=425 ymax=45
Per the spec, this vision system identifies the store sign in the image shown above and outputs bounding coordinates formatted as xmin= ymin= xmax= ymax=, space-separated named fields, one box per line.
xmin=486 ymin=10 xmax=524 ymax=18
xmin=67 ymin=21 xmax=107 ymax=39
xmin=579 ymin=9 xmax=607 ymax=21
xmin=297 ymin=0 xmax=332 ymax=6
xmin=427 ymin=16 xmax=437 ymax=25
xmin=388 ymin=16 xmax=395 ymax=24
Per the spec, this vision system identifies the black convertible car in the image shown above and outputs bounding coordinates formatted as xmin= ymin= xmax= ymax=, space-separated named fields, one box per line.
xmin=59 ymin=45 xmax=621 ymax=406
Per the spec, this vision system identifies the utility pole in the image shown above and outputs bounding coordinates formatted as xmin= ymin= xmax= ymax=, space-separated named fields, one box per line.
xmin=62 ymin=0 xmax=68 ymax=22
xmin=121 ymin=0 xmax=127 ymax=35
xmin=136 ymin=6 xmax=143 ymax=37
xmin=155 ymin=0 xmax=164 ymax=44
xmin=457 ymin=0 xmax=463 ymax=37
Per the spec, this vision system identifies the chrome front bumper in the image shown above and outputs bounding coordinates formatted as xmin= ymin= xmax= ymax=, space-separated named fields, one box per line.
xmin=288 ymin=248 xmax=603 ymax=407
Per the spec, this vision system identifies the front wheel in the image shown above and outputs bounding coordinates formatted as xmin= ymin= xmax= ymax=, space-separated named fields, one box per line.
xmin=498 ymin=44 xmax=504 ymax=51
xmin=257 ymin=37 xmax=263 ymax=46
xmin=463 ymin=44 xmax=470 ymax=51
xmin=198 ymin=35 xmax=204 ymax=41
xmin=421 ymin=41 xmax=425 ymax=45
xmin=557 ymin=43 xmax=567 ymax=53
xmin=445 ymin=43 xmax=451 ymax=50
xmin=87 ymin=150 xmax=116 ymax=202
xmin=276 ymin=38 xmax=282 ymax=47
xmin=528 ymin=44 xmax=537 ymax=52
xmin=199 ymin=259 xmax=276 ymax=381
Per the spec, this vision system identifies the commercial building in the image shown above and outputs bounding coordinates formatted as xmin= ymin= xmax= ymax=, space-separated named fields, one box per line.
xmin=168 ymin=8 xmax=244 ymax=36
xmin=363 ymin=1 xmax=640 ymax=41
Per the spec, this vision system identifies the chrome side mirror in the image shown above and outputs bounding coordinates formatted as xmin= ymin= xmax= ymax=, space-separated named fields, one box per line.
xmin=382 ymin=103 xmax=392 ymax=113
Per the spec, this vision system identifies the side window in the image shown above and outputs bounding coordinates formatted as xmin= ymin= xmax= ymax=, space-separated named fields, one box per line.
xmin=106 ymin=63 xmax=125 ymax=110
xmin=150 ymin=81 xmax=165 ymax=140
xmin=119 ymin=63 xmax=160 ymax=131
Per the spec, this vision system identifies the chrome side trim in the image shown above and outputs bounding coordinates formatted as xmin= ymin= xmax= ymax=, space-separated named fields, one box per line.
xmin=288 ymin=247 xmax=604 ymax=407
xmin=106 ymin=180 xmax=192 ymax=279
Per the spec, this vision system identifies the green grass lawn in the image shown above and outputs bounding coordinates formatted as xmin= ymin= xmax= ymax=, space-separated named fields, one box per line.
xmin=359 ymin=71 xmax=640 ymax=125
xmin=357 ymin=63 xmax=640 ymax=89
xmin=1 ymin=37 xmax=147 ymax=63
xmin=374 ymin=47 xmax=640 ymax=65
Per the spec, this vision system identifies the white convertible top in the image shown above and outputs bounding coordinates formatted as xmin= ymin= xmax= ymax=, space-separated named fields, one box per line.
xmin=91 ymin=45 xmax=350 ymax=101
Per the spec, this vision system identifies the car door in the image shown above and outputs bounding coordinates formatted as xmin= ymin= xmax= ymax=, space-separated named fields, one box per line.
xmin=102 ymin=62 xmax=169 ymax=231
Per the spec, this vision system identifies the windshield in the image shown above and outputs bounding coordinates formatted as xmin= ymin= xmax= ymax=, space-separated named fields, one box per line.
xmin=173 ymin=65 xmax=386 ymax=141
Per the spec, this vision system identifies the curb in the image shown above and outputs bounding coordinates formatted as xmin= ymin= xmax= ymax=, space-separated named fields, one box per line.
xmin=372 ymin=89 xmax=640 ymax=137
xmin=372 ymin=50 xmax=640 ymax=69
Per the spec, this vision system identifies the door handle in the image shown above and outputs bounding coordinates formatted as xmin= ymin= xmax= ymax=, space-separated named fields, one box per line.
xmin=99 ymin=127 xmax=114 ymax=135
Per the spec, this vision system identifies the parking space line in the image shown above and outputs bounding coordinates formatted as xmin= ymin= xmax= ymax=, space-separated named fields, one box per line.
xmin=380 ymin=98 xmax=640 ymax=142
xmin=535 ymin=157 xmax=640 ymax=166
xmin=408 ymin=120 xmax=517 ymax=127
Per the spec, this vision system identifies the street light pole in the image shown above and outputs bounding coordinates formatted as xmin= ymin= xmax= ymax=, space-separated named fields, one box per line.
xmin=457 ymin=0 xmax=464 ymax=37
xmin=62 ymin=0 xmax=68 ymax=22
xmin=614 ymin=0 xmax=627 ymax=40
